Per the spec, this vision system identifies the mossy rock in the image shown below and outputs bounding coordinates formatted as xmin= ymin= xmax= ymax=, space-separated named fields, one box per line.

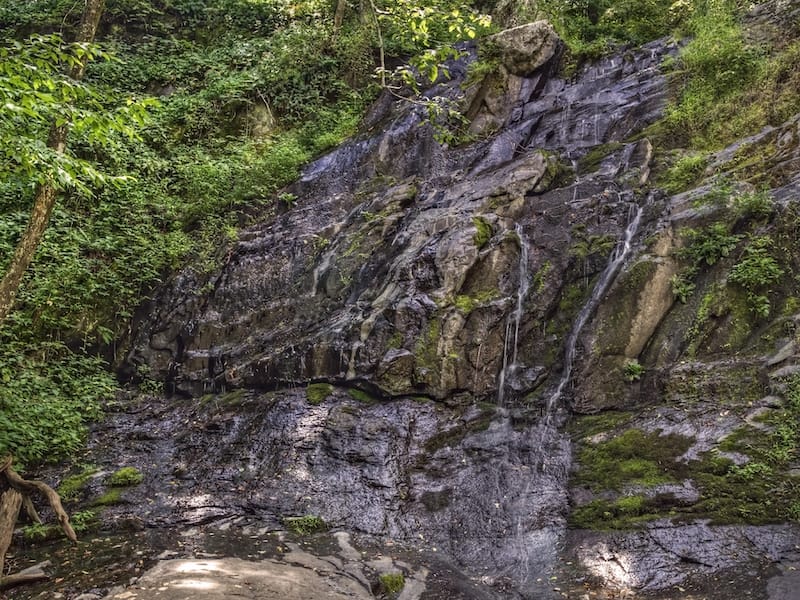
xmin=573 ymin=428 xmax=693 ymax=491
xmin=58 ymin=466 xmax=99 ymax=502
xmin=107 ymin=467 xmax=144 ymax=486
xmin=306 ymin=382 xmax=334 ymax=405
xmin=379 ymin=572 xmax=405 ymax=595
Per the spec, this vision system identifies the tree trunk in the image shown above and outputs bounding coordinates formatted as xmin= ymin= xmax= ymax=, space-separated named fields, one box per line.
xmin=0 ymin=483 xmax=22 ymax=578
xmin=334 ymin=0 xmax=347 ymax=33
xmin=0 ymin=0 xmax=106 ymax=328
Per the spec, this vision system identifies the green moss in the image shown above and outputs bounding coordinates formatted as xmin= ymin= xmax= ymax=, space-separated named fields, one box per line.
xmin=472 ymin=216 xmax=492 ymax=249
xmin=453 ymin=290 xmax=498 ymax=314
xmin=570 ymin=495 xmax=660 ymax=530
xmin=414 ymin=318 xmax=441 ymax=380
xmin=107 ymin=467 xmax=143 ymax=487
xmin=577 ymin=142 xmax=624 ymax=173
xmin=386 ymin=331 xmax=404 ymax=349
xmin=425 ymin=408 xmax=494 ymax=453
xmin=306 ymin=383 xmax=334 ymax=405
xmin=92 ymin=488 xmax=124 ymax=506
xmin=624 ymin=259 xmax=657 ymax=292
xmin=219 ymin=389 xmax=246 ymax=405
xmin=283 ymin=515 xmax=327 ymax=535
xmin=379 ymin=572 xmax=405 ymax=595
xmin=348 ymin=388 xmax=377 ymax=404
xmin=574 ymin=428 xmax=693 ymax=491
xmin=57 ymin=465 xmax=99 ymax=502
xmin=531 ymin=261 xmax=552 ymax=294
xmin=568 ymin=411 xmax=633 ymax=439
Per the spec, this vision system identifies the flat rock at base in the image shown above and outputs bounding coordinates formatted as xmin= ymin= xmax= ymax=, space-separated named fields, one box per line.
xmin=102 ymin=558 xmax=373 ymax=600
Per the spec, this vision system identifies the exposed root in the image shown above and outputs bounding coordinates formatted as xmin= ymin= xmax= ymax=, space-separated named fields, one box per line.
xmin=0 ymin=455 xmax=76 ymax=590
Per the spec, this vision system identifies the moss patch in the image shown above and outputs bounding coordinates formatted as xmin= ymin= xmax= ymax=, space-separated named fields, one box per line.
xmin=379 ymin=572 xmax=405 ymax=595
xmin=424 ymin=407 xmax=494 ymax=453
xmin=348 ymin=388 xmax=378 ymax=404
xmin=92 ymin=488 xmax=124 ymax=506
xmin=107 ymin=467 xmax=143 ymax=487
xmin=571 ymin=495 xmax=664 ymax=529
xmin=306 ymin=382 xmax=334 ymax=405
xmin=577 ymin=142 xmax=624 ymax=174
xmin=574 ymin=428 xmax=693 ymax=491
xmin=472 ymin=216 xmax=492 ymax=249
xmin=283 ymin=515 xmax=327 ymax=535
xmin=57 ymin=465 xmax=99 ymax=502
xmin=453 ymin=289 xmax=498 ymax=314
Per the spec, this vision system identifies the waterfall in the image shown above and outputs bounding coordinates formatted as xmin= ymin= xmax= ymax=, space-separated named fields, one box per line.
xmin=497 ymin=223 xmax=531 ymax=405
xmin=545 ymin=201 xmax=643 ymax=415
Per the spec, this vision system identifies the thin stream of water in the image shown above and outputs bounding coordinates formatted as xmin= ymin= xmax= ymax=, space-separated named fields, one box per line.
xmin=544 ymin=201 xmax=643 ymax=415
xmin=497 ymin=223 xmax=531 ymax=406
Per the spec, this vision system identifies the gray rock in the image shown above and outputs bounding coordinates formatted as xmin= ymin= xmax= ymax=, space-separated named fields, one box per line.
xmin=488 ymin=21 xmax=561 ymax=76
xmin=101 ymin=558 xmax=373 ymax=600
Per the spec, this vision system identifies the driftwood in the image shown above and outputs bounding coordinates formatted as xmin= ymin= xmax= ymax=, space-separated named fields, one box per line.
xmin=0 ymin=455 xmax=75 ymax=589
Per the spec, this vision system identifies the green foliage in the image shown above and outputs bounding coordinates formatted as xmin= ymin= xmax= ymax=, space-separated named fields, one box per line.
xmin=283 ymin=514 xmax=327 ymax=535
xmin=22 ymin=509 xmax=97 ymax=542
xmin=0 ymin=34 xmax=153 ymax=197
xmin=670 ymin=273 xmax=696 ymax=303
xmin=659 ymin=152 xmax=708 ymax=194
xmin=0 ymin=0 xmax=384 ymax=466
xmin=661 ymin=2 xmax=765 ymax=149
xmin=379 ymin=572 xmax=406 ymax=595
xmin=306 ymin=383 xmax=334 ymax=405
xmin=570 ymin=233 xmax=616 ymax=261
xmin=728 ymin=236 xmax=784 ymax=317
xmin=0 ymin=341 xmax=112 ymax=466
xmin=536 ymin=0 xmax=687 ymax=60
xmin=677 ymin=223 xmax=741 ymax=266
xmin=622 ymin=359 xmax=644 ymax=382
xmin=379 ymin=0 xmax=490 ymax=56
xmin=734 ymin=190 xmax=774 ymax=221
xmin=107 ymin=466 xmax=143 ymax=486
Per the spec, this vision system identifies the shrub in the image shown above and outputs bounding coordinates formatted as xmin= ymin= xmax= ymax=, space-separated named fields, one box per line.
xmin=622 ymin=360 xmax=645 ymax=382
xmin=728 ymin=236 xmax=784 ymax=316
xmin=677 ymin=223 xmax=741 ymax=266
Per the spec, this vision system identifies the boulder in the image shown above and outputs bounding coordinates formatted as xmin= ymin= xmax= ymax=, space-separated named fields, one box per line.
xmin=488 ymin=20 xmax=560 ymax=76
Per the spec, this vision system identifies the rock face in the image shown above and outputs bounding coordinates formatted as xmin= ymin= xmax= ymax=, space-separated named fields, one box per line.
xmin=128 ymin=36 xmax=673 ymax=405
xmin=113 ymin=15 xmax=800 ymax=600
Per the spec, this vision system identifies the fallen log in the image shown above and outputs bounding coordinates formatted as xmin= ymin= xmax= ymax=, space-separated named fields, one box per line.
xmin=0 ymin=561 xmax=51 ymax=590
